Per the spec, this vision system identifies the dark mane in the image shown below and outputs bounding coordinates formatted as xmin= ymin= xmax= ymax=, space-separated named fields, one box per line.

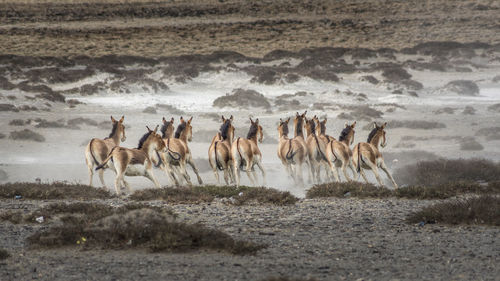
xmin=320 ymin=122 xmax=327 ymax=135
xmin=105 ymin=122 xmax=118 ymax=139
xmin=295 ymin=117 xmax=304 ymax=135
xmin=246 ymin=123 xmax=258 ymax=139
xmin=174 ymin=123 xmax=186 ymax=138
xmin=137 ymin=131 xmax=152 ymax=149
xmin=160 ymin=120 xmax=172 ymax=139
xmin=281 ymin=122 xmax=289 ymax=136
xmin=339 ymin=126 xmax=352 ymax=142
xmin=219 ymin=120 xmax=231 ymax=140
xmin=307 ymin=119 xmax=316 ymax=134
xmin=367 ymin=127 xmax=379 ymax=143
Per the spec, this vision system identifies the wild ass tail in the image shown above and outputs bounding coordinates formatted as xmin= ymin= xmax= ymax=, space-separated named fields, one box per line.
xmin=95 ymin=146 xmax=117 ymax=171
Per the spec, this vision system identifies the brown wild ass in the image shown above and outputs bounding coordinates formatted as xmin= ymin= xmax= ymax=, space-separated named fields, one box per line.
xmin=160 ymin=117 xmax=203 ymax=186
xmin=208 ymin=115 xmax=235 ymax=184
xmin=231 ymin=118 xmax=266 ymax=186
xmin=95 ymin=126 xmax=166 ymax=195
xmin=277 ymin=118 xmax=308 ymax=185
xmin=85 ymin=116 xmax=126 ymax=187
xmin=325 ymin=121 xmax=357 ymax=182
xmin=352 ymin=122 xmax=398 ymax=188
xmin=314 ymin=116 xmax=336 ymax=143
xmin=304 ymin=116 xmax=329 ymax=183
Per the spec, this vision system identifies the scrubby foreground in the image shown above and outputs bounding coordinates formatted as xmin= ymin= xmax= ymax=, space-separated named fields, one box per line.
xmin=0 ymin=197 xmax=498 ymax=280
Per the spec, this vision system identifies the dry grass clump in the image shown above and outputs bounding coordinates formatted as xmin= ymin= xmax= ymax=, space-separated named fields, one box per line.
xmin=459 ymin=137 xmax=484 ymax=151
xmin=306 ymin=182 xmax=391 ymax=199
xmin=213 ymin=89 xmax=271 ymax=109
xmin=130 ymin=187 xmax=213 ymax=203
xmin=394 ymin=158 xmax=500 ymax=186
xmin=0 ymin=182 xmax=112 ymax=200
xmin=26 ymin=204 xmax=264 ymax=255
xmin=306 ymin=181 xmax=500 ymax=200
xmin=131 ymin=185 xmax=298 ymax=205
xmin=9 ymin=129 xmax=45 ymax=142
xmin=0 ymin=248 xmax=9 ymax=260
xmin=407 ymin=195 xmax=500 ymax=226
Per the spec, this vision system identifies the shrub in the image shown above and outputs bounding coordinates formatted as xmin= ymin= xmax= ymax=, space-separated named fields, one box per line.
xmin=443 ymin=80 xmax=479 ymax=96
xmin=9 ymin=129 xmax=45 ymax=142
xmin=26 ymin=205 xmax=264 ymax=255
xmin=407 ymin=195 xmax=500 ymax=226
xmin=213 ymin=89 xmax=271 ymax=109
xmin=394 ymin=158 xmax=500 ymax=186
xmin=131 ymin=185 xmax=298 ymax=205
xmin=306 ymin=181 xmax=499 ymax=200
xmin=0 ymin=182 xmax=112 ymax=200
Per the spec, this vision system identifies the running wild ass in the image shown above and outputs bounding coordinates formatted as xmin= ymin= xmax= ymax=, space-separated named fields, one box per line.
xmin=277 ymin=118 xmax=307 ymax=185
xmin=96 ymin=126 xmax=166 ymax=195
xmin=85 ymin=116 xmax=126 ymax=187
xmin=231 ymin=118 xmax=266 ymax=186
xmin=352 ymin=122 xmax=398 ymax=188
xmin=208 ymin=115 xmax=235 ymax=185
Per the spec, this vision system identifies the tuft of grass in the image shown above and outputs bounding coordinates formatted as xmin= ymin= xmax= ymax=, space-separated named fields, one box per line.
xmin=0 ymin=182 xmax=112 ymax=200
xmin=407 ymin=195 xmax=500 ymax=226
xmin=306 ymin=182 xmax=391 ymax=199
xmin=26 ymin=204 xmax=264 ymax=255
xmin=9 ymin=129 xmax=45 ymax=142
xmin=131 ymin=185 xmax=298 ymax=205
xmin=395 ymin=158 xmax=500 ymax=186
xmin=130 ymin=187 xmax=214 ymax=203
xmin=306 ymin=181 xmax=500 ymax=200
xmin=0 ymin=248 xmax=9 ymax=260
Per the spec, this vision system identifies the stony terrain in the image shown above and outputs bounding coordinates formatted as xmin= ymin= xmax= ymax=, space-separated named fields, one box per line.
xmin=1 ymin=197 xmax=499 ymax=281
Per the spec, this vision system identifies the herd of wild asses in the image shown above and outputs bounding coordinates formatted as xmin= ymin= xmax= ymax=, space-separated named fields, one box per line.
xmin=85 ymin=112 xmax=397 ymax=195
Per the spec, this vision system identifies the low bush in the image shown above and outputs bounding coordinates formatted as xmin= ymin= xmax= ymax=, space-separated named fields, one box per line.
xmin=407 ymin=195 xmax=500 ymax=226
xmin=131 ymin=185 xmax=298 ymax=205
xmin=0 ymin=182 xmax=112 ymax=200
xmin=394 ymin=158 xmax=500 ymax=186
xmin=306 ymin=181 xmax=500 ymax=200
xmin=9 ymin=129 xmax=45 ymax=142
xmin=26 ymin=204 xmax=264 ymax=255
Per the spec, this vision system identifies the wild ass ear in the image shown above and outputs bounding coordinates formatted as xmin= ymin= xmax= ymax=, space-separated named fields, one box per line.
xmin=180 ymin=116 xmax=185 ymax=123
xmin=221 ymin=115 xmax=226 ymax=122
xmin=323 ymin=118 xmax=327 ymax=123
xmin=255 ymin=118 xmax=259 ymax=124
xmin=188 ymin=116 xmax=193 ymax=124
xmin=146 ymin=126 xmax=152 ymax=132
xmin=154 ymin=125 xmax=159 ymax=133
xmin=249 ymin=117 xmax=254 ymax=124
xmin=119 ymin=116 xmax=124 ymax=123
xmin=111 ymin=116 xmax=117 ymax=123
xmin=286 ymin=117 xmax=290 ymax=123
xmin=230 ymin=115 xmax=234 ymax=121
xmin=352 ymin=121 xmax=357 ymax=128
xmin=373 ymin=122 xmax=378 ymax=129
xmin=381 ymin=122 xmax=387 ymax=129
xmin=170 ymin=117 xmax=174 ymax=123
xmin=162 ymin=117 xmax=167 ymax=123
xmin=345 ymin=122 xmax=349 ymax=128
xmin=296 ymin=112 xmax=300 ymax=117
xmin=302 ymin=110 xmax=307 ymax=117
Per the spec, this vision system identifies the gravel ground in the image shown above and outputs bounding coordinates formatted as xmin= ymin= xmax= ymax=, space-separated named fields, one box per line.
xmin=0 ymin=197 xmax=498 ymax=280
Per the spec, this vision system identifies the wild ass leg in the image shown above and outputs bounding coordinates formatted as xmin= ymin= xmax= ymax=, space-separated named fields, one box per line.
xmin=380 ymin=161 xmax=398 ymax=189
xmin=145 ymin=168 xmax=161 ymax=188
xmin=208 ymin=156 xmax=221 ymax=184
xmin=179 ymin=162 xmax=192 ymax=185
xmin=187 ymin=154 xmax=203 ymax=184
xmin=245 ymin=157 xmax=256 ymax=186
xmin=341 ymin=161 xmax=352 ymax=182
xmin=255 ymin=160 xmax=266 ymax=186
